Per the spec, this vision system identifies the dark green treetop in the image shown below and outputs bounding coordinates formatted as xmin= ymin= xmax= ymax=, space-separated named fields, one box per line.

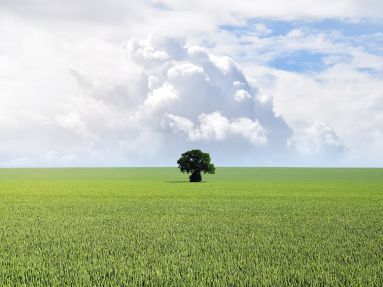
xmin=177 ymin=149 xmax=215 ymax=182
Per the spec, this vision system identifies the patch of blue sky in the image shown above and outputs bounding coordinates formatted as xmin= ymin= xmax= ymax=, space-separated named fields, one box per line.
xmin=268 ymin=51 xmax=327 ymax=72
xmin=220 ymin=18 xmax=383 ymax=38
xmin=356 ymin=67 xmax=383 ymax=78
xmin=304 ymin=18 xmax=383 ymax=37
xmin=343 ymin=33 xmax=383 ymax=56
xmin=248 ymin=19 xmax=296 ymax=36
xmin=220 ymin=20 xmax=295 ymax=37
xmin=220 ymin=18 xmax=383 ymax=59
xmin=219 ymin=24 xmax=253 ymax=37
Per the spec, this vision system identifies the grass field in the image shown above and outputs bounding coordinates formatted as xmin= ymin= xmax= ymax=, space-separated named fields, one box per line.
xmin=0 ymin=168 xmax=382 ymax=286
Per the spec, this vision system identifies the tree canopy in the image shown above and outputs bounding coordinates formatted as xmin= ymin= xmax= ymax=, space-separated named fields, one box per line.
xmin=177 ymin=149 xmax=215 ymax=182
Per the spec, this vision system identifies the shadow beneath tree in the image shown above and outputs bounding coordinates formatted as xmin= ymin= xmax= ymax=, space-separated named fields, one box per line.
xmin=164 ymin=181 xmax=207 ymax=183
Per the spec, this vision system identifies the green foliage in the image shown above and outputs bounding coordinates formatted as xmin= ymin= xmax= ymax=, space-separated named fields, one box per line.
xmin=0 ymin=168 xmax=382 ymax=286
xmin=177 ymin=149 xmax=215 ymax=182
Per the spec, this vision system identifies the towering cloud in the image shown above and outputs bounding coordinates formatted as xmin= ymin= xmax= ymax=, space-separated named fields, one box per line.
xmin=0 ymin=1 xmax=382 ymax=166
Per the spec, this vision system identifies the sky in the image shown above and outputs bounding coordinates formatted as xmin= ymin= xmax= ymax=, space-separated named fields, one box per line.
xmin=0 ymin=0 xmax=382 ymax=167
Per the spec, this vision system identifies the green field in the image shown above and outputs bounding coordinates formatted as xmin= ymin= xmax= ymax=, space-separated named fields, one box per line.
xmin=0 ymin=168 xmax=382 ymax=286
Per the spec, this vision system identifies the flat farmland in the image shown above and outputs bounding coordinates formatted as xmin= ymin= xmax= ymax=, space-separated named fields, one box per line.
xmin=0 ymin=168 xmax=382 ymax=286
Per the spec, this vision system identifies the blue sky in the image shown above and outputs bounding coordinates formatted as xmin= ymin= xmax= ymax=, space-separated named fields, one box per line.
xmin=0 ymin=1 xmax=382 ymax=167
xmin=222 ymin=18 xmax=383 ymax=38
xmin=220 ymin=18 xmax=383 ymax=72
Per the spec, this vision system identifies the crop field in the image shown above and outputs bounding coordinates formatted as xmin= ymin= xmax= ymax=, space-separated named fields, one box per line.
xmin=0 ymin=168 xmax=382 ymax=286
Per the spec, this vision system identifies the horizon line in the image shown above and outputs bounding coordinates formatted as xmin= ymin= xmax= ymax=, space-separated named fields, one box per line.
xmin=0 ymin=166 xmax=381 ymax=169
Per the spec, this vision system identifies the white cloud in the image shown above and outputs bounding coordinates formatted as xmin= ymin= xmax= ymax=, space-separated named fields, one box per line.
xmin=0 ymin=1 xmax=382 ymax=166
xmin=144 ymin=83 xmax=180 ymax=110
xmin=127 ymin=37 xmax=169 ymax=63
xmin=288 ymin=121 xmax=344 ymax=155
xmin=253 ymin=24 xmax=272 ymax=36
xmin=167 ymin=112 xmax=267 ymax=145
xmin=230 ymin=117 xmax=268 ymax=145
xmin=253 ymin=63 xmax=383 ymax=165
xmin=2 ymin=1 xmax=383 ymax=21
xmin=233 ymin=81 xmax=246 ymax=88
xmin=156 ymin=0 xmax=383 ymax=19
xmin=167 ymin=63 xmax=210 ymax=82
xmin=0 ymin=15 xmax=288 ymax=166
xmin=234 ymin=89 xmax=252 ymax=102
xmin=186 ymin=45 xmax=210 ymax=61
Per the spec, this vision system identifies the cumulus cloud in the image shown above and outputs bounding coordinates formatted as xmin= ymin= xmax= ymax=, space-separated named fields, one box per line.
xmin=144 ymin=83 xmax=180 ymax=110
xmin=167 ymin=112 xmax=267 ymax=145
xmin=167 ymin=63 xmax=210 ymax=82
xmin=288 ymin=121 xmax=344 ymax=155
xmin=127 ymin=37 xmax=170 ymax=63
xmin=0 ymin=16 xmax=290 ymax=166
xmin=234 ymin=89 xmax=252 ymax=102
xmin=128 ymin=36 xmax=289 ymax=163
xmin=0 ymin=1 xmax=382 ymax=166
xmin=254 ymin=63 xmax=383 ymax=165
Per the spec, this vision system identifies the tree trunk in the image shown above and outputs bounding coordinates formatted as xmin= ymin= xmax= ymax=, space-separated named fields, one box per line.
xmin=189 ymin=172 xmax=202 ymax=182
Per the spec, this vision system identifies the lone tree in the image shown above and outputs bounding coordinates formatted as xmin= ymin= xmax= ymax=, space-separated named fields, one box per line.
xmin=177 ymin=149 xmax=215 ymax=182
